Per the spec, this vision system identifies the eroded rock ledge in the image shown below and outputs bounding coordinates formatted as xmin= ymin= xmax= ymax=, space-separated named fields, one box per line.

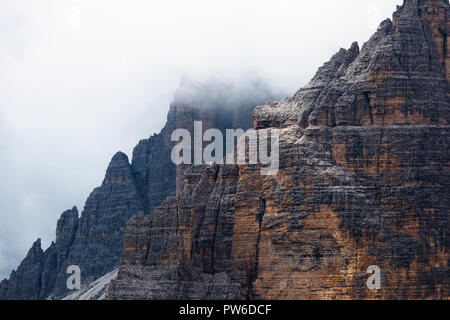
xmin=108 ymin=0 xmax=450 ymax=300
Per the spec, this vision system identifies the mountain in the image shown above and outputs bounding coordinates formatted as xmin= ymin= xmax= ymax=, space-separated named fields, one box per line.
xmin=0 ymin=80 xmax=278 ymax=300
xmin=107 ymin=0 xmax=449 ymax=300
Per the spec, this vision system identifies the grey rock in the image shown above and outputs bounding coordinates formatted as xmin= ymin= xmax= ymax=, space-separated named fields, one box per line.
xmin=109 ymin=0 xmax=450 ymax=300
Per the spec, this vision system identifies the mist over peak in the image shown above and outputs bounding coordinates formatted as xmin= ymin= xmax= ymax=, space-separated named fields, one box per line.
xmin=0 ymin=0 xmax=399 ymax=281
xmin=172 ymin=75 xmax=285 ymax=112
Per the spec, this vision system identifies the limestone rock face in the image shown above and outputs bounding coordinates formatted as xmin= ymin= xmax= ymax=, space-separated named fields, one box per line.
xmin=0 ymin=152 xmax=147 ymax=299
xmin=109 ymin=0 xmax=449 ymax=300
xmin=108 ymin=164 xmax=242 ymax=300
xmin=0 ymin=80 xmax=275 ymax=300
xmin=50 ymin=152 xmax=146 ymax=298
xmin=132 ymin=79 xmax=276 ymax=200
xmin=55 ymin=208 xmax=79 ymax=272
xmin=0 ymin=239 xmax=46 ymax=300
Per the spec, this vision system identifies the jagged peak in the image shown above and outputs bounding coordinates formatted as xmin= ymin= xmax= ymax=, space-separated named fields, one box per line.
xmin=394 ymin=0 xmax=449 ymax=22
xmin=400 ymin=0 xmax=449 ymax=10
xmin=304 ymin=48 xmax=348 ymax=88
xmin=377 ymin=18 xmax=393 ymax=33
xmin=344 ymin=41 xmax=360 ymax=62
xmin=44 ymin=242 xmax=56 ymax=255
xmin=59 ymin=206 xmax=79 ymax=220
xmin=101 ymin=151 xmax=136 ymax=188
xmin=351 ymin=41 xmax=359 ymax=51
xmin=393 ymin=0 xmax=449 ymax=28
xmin=32 ymin=238 xmax=41 ymax=249
xmin=105 ymin=151 xmax=132 ymax=173
xmin=110 ymin=151 xmax=129 ymax=164
xmin=25 ymin=238 xmax=44 ymax=259
xmin=56 ymin=207 xmax=79 ymax=245
xmin=301 ymin=41 xmax=362 ymax=91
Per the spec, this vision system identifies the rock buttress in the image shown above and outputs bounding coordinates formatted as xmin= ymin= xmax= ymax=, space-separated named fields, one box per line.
xmin=0 ymin=152 xmax=146 ymax=300
xmin=235 ymin=0 xmax=450 ymax=300
xmin=0 ymin=239 xmax=46 ymax=300
xmin=1 ymin=80 xmax=276 ymax=300
xmin=109 ymin=0 xmax=449 ymax=300
xmin=50 ymin=152 xmax=146 ymax=298
xmin=108 ymin=165 xmax=242 ymax=299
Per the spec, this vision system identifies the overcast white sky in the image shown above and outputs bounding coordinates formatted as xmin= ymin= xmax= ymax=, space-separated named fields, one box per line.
xmin=0 ymin=0 xmax=400 ymax=280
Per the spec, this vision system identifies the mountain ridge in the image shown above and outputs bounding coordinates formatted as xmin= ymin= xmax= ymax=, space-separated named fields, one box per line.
xmin=0 ymin=80 xmax=277 ymax=300
xmin=108 ymin=0 xmax=449 ymax=300
xmin=1 ymin=0 xmax=448 ymax=300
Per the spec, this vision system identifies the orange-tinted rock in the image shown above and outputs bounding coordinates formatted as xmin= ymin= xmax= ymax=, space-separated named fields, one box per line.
xmin=109 ymin=0 xmax=449 ymax=300
xmin=0 ymin=79 xmax=276 ymax=300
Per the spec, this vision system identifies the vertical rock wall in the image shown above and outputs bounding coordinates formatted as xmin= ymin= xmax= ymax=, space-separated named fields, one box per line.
xmin=0 ymin=80 xmax=275 ymax=300
xmin=109 ymin=0 xmax=449 ymax=300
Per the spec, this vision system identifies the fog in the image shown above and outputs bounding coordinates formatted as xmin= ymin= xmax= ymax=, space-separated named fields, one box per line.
xmin=0 ymin=0 xmax=399 ymax=279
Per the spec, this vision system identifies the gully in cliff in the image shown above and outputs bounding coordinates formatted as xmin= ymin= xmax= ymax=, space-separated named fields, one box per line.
xmin=171 ymin=120 xmax=280 ymax=175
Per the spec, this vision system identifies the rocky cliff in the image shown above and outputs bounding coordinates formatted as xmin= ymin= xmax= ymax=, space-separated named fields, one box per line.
xmin=0 ymin=151 xmax=145 ymax=300
xmin=0 ymin=80 xmax=275 ymax=300
xmin=108 ymin=0 xmax=449 ymax=300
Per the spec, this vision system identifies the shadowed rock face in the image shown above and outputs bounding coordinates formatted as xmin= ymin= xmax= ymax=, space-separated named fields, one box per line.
xmin=132 ymin=79 xmax=277 ymax=201
xmin=1 ymin=152 xmax=146 ymax=300
xmin=0 ymin=80 xmax=276 ymax=300
xmin=107 ymin=165 xmax=243 ymax=300
xmin=108 ymin=0 xmax=449 ymax=300
xmin=49 ymin=152 xmax=146 ymax=298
